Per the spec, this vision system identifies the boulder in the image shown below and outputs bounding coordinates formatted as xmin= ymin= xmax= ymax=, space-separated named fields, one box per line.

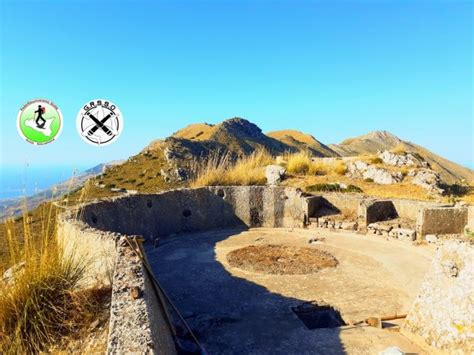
xmin=346 ymin=161 xmax=403 ymax=185
xmin=2 ymin=261 xmax=25 ymax=286
xmin=411 ymin=168 xmax=444 ymax=195
xmin=341 ymin=221 xmax=358 ymax=231
xmin=111 ymin=187 xmax=127 ymax=192
xmin=425 ymin=234 xmax=439 ymax=244
xmin=390 ymin=228 xmax=416 ymax=241
xmin=379 ymin=347 xmax=404 ymax=355
xmin=265 ymin=165 xmax=286 ymax=186
xmin=368 ymin=223 xmax=380 ymax=230
xmin=379 ymin=150 xmax=424 ymax=168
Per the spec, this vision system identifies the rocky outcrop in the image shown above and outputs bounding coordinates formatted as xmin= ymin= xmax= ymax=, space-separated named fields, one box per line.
xmin=265 ymin=165 xmax=286 ymax=186
xmin=346 ymin=161 xmax=403 ymax=185
xmin=409 ymin=168 xmax=444 ymax=195
xmin=210 ymin=118 xmax=294 ymax=155
xmin=378 ymin=150 xmax=427 ymax=168
xmin=2 ymin=261 xmax=25 ymax=286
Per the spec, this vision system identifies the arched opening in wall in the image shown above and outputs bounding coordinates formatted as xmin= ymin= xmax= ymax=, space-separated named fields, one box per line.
xmin=146 ymin=199 xmax=153 ymax=208
xmin=217 ymin=189 xmax=225 ymax=198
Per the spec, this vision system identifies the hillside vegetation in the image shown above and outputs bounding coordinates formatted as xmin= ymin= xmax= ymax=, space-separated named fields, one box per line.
xmin=328 ymin=131 xmax=473 ymax=184
xmin=49 ymin=118 xmax=474 ymax=202
xmin=2 ymin=118 xmax=472 ymax=268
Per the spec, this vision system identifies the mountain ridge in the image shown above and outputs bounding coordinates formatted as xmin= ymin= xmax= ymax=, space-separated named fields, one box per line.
xmin=167 ymin=118 xmax=472 ymax=183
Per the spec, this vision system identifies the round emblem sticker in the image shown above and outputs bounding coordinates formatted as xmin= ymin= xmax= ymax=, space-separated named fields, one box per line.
xmin=17 ymin=98 xmax=63 ymax=145
xmin=76 ymin=99 xmax=123 ymax=146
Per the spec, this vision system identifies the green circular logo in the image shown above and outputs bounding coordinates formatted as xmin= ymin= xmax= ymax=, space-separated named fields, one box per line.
xmin=17 ymin=98 xmax=63 ymax=145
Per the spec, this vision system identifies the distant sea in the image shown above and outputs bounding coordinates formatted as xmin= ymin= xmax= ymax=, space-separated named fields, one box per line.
xmin=0 ymin=165 xmax=89 ymax=200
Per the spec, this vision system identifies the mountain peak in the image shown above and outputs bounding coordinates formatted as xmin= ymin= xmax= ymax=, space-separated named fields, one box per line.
xmin=364 ymin=130 xmax=401 ymax=141
xmin=218 ymin=117 xmax=264 ymax=139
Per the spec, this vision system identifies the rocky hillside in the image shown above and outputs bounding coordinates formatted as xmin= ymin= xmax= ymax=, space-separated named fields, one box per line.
xmin=85 ymin=118 xmax=472 ymax=197
xmin=329 ymin=131 xmax=473 ymax=184
xmin=267 ymin=130 xmax=338 ymax=157
xmin=148 ymin=118 xmax=294 ymax=156
xmin=330 ymin=131 xmax=402 ymax=156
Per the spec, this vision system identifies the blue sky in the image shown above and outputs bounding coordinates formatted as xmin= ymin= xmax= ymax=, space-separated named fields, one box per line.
xmin=1 ymin=0 xmax=472 ymax=171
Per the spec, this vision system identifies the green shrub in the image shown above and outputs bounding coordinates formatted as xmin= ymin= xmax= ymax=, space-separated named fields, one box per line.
xmin=370 ymin=157 xmax=383 ymax=164
xmin=306 ymin=183 xmax=363 ymax=193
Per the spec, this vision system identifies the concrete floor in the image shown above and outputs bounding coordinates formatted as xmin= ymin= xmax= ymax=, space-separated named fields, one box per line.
xmin=145 ymin=228 xmax=435 ymax=354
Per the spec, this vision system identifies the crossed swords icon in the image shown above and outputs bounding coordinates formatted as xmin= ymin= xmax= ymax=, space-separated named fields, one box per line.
xmin=82 ymin=111 xmax=118 ymax=140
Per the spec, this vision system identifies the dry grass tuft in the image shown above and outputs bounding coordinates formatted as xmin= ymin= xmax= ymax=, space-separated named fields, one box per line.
xmin=334 ymin=161 xmax=348 ymax=176
xmin=360 ymin=154 xmax=383 ymax=165
xmin=191 ymin=150 xmax=273 ymax=187
xmin=391 ymin=144 xmax=407 ymax=155
xmin=286 ymin=153 xmax=347 ymax=177
xmin=400 ymin=166 xmax=410 ymax=176
xmin=309 ymin=162 xmax=329 ymax=176
xmin=286 ymin=152 xmax=312 ymax=175
xmin=0 ymin=190 xmax=110 ymax=353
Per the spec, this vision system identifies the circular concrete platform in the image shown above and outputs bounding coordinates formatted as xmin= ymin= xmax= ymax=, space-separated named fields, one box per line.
xmin=146 ymin=228 xmax=435 ymax=354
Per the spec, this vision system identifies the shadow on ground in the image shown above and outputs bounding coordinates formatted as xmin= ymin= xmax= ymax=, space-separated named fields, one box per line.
xmin=145 ymin=229 xmax=347 ymax=355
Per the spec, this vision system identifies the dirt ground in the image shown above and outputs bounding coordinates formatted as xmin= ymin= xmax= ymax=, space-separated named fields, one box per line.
xmin=227 ymin=244 xmax=338 ymax=275
xmin=146 ymin=227 xmax=436 ymax=354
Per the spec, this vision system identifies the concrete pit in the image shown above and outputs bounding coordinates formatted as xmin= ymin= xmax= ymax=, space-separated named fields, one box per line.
xmin=146 ymin=228 xmax=434 ymax=354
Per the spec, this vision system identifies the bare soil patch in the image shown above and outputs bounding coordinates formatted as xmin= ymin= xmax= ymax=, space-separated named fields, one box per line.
xmin=226 ymin=244 xmax=338 ymax=275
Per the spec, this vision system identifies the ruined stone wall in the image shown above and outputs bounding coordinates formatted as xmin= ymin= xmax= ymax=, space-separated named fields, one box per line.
xmin=391 ymin=199 xmax=441 ymax=221
xmin=416 ymin=206 xmax=468 ymax=236
xmin=107 ymin=238 xmax=177 ymax=354
xmin=402 ymin=241 xmax=474 ymax=354
xmin=465 ymin=205 xmax=474 ymax=235
xmin=318 ymin=192 xmax=364 ymax=215
xmin=78 ymin=186 xmax=309 ymax=240
xmin=58 ymin=186 xmax=473 ymax=354
xmin=59 ymin=186 xmax=311 ymax=354
xmin=215 ymin=186 xmax=308 ymax=228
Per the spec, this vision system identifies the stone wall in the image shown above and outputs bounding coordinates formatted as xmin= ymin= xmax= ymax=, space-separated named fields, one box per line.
xmin=416 ymin=206 xmax=468 ymax=236
xmin=107 ymin=238 xmax=176 ymax=354
xmin=391 ymin=199 xmax=441 ymax=221
xmin=78 ymin=187 xmax=309 ymax=240
xmin=318 ymin=192 xmax=364 ymax=215
xmin=402 ymin=241 xmax=474 ymax=354
xmin=59 ymin=186 xmax=312 ymax=354
xmin=308 ymin=194 xmax=467 ymax=239
xmin=465 ymin=205 xmax=474 ymax=235
xmin=58 ymin=214 xmax=178 ymax=354
xmin=58 ymin=186 xmax=473 ymax=353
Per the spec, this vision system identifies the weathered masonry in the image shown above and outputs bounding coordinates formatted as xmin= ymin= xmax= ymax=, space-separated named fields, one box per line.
xmin=57 ymin=186 xmax=473 ymax=354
